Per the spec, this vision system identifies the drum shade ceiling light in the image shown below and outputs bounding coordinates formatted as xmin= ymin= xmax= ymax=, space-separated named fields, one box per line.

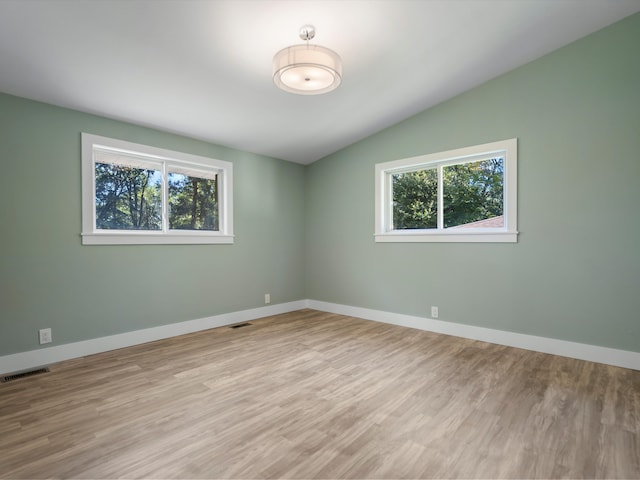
xmin=273 ymin=25 xmax=342 ymax=95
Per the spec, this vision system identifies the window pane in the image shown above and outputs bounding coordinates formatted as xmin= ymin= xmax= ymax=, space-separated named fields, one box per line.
xmin=95 ymin=163 xmax=162 ymax=230
xmin=443 ymin=158 xmax=504 ymax=229
xmin=168 ymin=172 xmax=218 ymax=231
xmin=392 ymin=169 xmax=438 ymax=229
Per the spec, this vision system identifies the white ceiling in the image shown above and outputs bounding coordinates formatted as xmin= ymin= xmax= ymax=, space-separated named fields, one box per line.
xmin=1 ymin=0 xmax=638 ymax=164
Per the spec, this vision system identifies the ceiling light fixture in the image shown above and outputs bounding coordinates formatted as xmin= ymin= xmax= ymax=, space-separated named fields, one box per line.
xmin=273 ymin=25 xmax=342 ymax=95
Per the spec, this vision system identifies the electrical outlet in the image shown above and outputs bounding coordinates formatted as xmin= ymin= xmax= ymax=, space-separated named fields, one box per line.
xmin=264 ymin=293 xmax=271 ymax=305
xmin=39 ymin=328 xmax=52 ymax=345
xmin=430 ymin=306 xmax=439 ymax=319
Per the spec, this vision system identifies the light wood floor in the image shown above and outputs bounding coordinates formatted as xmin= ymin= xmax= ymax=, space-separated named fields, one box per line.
xmin=1 ymin=309 xmax=639 ymax=479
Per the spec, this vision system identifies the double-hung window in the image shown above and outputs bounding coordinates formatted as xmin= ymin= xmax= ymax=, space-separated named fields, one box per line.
xmin=375 ymin=138 xmax=517 ymax=243
xmin=81 ymin=133 xmax=233 ymax=245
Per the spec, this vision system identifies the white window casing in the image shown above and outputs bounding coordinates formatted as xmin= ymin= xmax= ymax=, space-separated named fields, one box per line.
xmin=375 ymin=138 xmax=518 ymax=243
xmin=81 ymin=133 xmax=234 ymax=245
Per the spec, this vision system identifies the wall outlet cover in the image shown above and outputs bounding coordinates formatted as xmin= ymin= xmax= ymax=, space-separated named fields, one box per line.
xmin=39 ymin=328 xmax=52 ymax=345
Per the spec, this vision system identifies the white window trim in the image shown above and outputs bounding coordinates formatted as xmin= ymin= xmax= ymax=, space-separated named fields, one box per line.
xmin=81 ymin=133 xmax=234 ymax=245
xmin=375 ymin=138 xmax=518 ymax=243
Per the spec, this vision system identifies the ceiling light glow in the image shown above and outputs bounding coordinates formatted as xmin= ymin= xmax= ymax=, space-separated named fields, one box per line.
xmin=273 ymin=25 xmax=342 ymax=95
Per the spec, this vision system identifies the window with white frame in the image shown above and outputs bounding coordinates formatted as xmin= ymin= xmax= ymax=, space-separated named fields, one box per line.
xmin=375 ymin=138 xmax=517 ymax=243
xmin=81 ymin=133 xmax=233 ymax=245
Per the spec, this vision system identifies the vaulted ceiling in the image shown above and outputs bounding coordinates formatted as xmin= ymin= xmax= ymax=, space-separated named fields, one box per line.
xmin=1 ymin=0 xmax=638 ymax=164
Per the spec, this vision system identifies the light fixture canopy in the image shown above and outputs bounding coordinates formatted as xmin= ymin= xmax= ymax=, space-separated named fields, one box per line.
xmin=273 ymin=25 xmax=342 ymax=95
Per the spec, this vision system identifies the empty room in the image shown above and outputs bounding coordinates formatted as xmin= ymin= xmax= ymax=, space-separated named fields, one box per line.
xmin=1 ymin=1 xmax=639 ymax=478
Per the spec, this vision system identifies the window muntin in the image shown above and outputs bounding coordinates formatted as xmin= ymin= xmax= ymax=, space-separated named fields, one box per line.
xmin=375 ymin=139 xmax=517 ymax=243
xmin=82 ymin=133 xmax=233 ymax=245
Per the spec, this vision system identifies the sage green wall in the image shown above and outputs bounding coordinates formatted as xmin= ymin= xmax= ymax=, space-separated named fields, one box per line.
xmin=0 ymin=93 xmax=306 ymax=356
xmin=305 ymin=13 xmax=640 ymax=352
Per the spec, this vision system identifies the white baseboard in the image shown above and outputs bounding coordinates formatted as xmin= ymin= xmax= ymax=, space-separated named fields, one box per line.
xmin=307 ymin=300 xmax=640 ymax=371
xmin=0 ymin=301 xmax=307 ymax=376
xmin=3 ymin=299 xmax=638 ymax=376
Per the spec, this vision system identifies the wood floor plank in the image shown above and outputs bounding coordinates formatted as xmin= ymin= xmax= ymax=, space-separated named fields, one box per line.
xmin=1 ymin=309 xmax=639 ymax=478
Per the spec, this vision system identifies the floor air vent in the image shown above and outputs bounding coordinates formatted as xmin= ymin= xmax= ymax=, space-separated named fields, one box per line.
xmin=230 ymin=322 xmax=252 ymax=329
xmin=1 ymin=367 xmax=50 ymax=383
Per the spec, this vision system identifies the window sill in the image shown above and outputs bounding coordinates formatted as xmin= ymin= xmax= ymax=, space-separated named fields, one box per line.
xmin=82 ymin=232 xmax=235 ymax=245
xmin=374 ymin=231 xmax=518 ymax=243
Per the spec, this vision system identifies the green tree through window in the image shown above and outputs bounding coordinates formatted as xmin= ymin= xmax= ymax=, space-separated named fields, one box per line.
xmin=95 ymin=163 xmax=162 ymax=230
xmin=392 ymin=158 xmax=504 ymax=230
xmin=168 ymin=173 xmax=218 ymax=230
xmin=392 ymin=169 xmax=437 ymax=229
xmin=443 ymin=158 xmax=503 ymax=228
